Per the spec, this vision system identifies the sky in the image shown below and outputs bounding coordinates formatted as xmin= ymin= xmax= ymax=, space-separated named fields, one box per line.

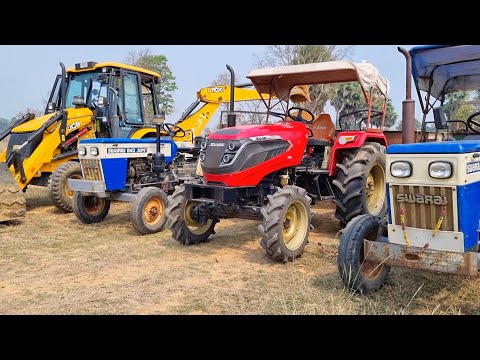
xmin=0 ymin=45 xmax=423 ymax=127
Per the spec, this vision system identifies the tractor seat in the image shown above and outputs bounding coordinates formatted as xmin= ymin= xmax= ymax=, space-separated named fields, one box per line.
xmin=307 ymin=138 xmax=331 ymax=147
xmin=309 ymin=113 xmax=335 ymax=142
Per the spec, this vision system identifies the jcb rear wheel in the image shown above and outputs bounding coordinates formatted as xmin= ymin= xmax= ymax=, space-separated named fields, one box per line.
xmin=131 ymin=187 xmax=168 ymax=235
xmin=72 ymin=192 xmax=110 ymax=224
xmin=259 ymin=186 xmax=312 ymax=263
xmin=332 ymin=142 xmax=386 ymax=227
xmin=48 ymin=161 xmax=83 ymax=212
xmin=166 ymin=184 xmax=218 ymax=245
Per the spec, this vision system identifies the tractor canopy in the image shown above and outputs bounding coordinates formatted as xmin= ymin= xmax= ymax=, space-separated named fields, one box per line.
xmin=410 ymin=45 xmax=480 ymax=104
xmin=247 ymin=60 xmax=390 ymax=103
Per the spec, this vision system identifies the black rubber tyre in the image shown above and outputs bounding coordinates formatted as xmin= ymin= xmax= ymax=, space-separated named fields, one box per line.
xmin=166 ymin=184 xmax=218 ymax=245
xmin=72 ymin=191 xmax=111 ymax=224
xmin=0 ymin=163 xmax=26 ymax=222
xmin=332 ymin=142 xmax=386 ymax=227
xmin=131 ymin=187 xmax=168 ymax=235
xmin=259 ymin=186 xmax=312 ymax=263
xmin=337 ymin=214 xmax=391 ymax=293
xmin=48 ymin=161 xmax=83 ymax=212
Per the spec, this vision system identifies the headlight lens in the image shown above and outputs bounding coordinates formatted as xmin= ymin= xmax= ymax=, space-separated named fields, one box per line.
xmin=78 ymin=147 xmax=86 ymax=156
xmin=200 ymin=141 xmax=207 ymax=150
xmin=199 ymin=153 xmax=205 ymax=162
xmin=390 ymin=161 xmax=411 ymax=177
xmin=429 ymin=161 xmax=452 ymax=178
xmin=338 ymin=135 xmax=357 ymax=145
xmin=222 ymin=154 xmax=232 ymax=163
xmin=228 ymin=141 xmax=239 ymax=151
xmin=90 ymin=147 xmax=99 ymax=156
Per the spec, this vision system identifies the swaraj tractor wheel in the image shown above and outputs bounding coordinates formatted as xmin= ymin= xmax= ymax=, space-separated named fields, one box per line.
xmin=0 ymin=162 xmax=26 ymax=222
xmin=48 ymin=161 xmax=83 ymax=212
xmin=333 ymin=142 xmax=386 ymax=227
xmin=337 ymin=214 xmax=390 ymax=293
xmin=131 ymin=187 xmax=168 ymax=235
xmin=166 ymin=184 xmax=218 ymax=245
xmin=259 ymin=185 xmax=312 ymax=263
xmin=72 ymin=191 xmax=111 ymax=223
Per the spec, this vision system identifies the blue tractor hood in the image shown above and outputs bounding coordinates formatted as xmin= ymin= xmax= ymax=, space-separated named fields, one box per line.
xmin=388 ymin=140 xmax=480 ymax=154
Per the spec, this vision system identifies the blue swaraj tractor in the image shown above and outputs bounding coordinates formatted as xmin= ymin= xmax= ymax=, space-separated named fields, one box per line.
xmin=338 ymin=45 xmax=480 ymax=293
xmin=68 ymin=116 xmax=201 ymax=234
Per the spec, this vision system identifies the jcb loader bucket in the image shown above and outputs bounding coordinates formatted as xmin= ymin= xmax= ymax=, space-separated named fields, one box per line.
xmin=0 ymin=162 xmax=26 ymax=222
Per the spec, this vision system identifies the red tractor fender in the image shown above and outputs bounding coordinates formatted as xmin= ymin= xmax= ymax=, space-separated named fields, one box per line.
xmin=328 ymin=131 xmax=388 ymax=176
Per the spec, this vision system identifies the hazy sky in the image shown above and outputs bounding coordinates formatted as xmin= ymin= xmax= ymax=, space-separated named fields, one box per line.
xmin=0 ymin=45 xmax=422 ymax=126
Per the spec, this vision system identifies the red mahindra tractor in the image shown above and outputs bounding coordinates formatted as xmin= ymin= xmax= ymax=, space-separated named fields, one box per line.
xmin=166 ymin=60 xmax=391 ymax=262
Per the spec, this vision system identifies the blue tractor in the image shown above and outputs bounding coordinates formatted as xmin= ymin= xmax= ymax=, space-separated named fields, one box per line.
xmin=68 ymin=117 xmax=202 ymax=234
xmin=338 ymin=45 xmax=480 ymax=293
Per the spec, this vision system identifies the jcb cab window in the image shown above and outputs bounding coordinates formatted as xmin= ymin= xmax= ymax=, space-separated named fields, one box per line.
xmin=122 ymin=72 xmax=143 ymax=125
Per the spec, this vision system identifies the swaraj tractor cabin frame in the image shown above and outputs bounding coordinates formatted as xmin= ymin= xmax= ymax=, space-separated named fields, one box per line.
xmin=166 ymin=60 xmax=393 ymax=263
xmin=338 ymin=45 xmax=480 ymax=293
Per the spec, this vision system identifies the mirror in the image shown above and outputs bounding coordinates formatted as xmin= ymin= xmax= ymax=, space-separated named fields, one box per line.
xmin=97 ymin=96 xmax=107 ymax=108
xmin=46 ymin=102 xmax=57 ymax=114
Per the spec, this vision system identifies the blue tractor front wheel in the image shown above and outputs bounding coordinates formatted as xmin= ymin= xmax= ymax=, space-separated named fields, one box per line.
xmin=337 ymin=214 xmax=391 ymax=293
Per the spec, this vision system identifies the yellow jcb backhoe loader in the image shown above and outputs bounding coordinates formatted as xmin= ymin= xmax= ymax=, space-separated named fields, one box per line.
xmin=0 ymin=61 xmax=270 ymax=222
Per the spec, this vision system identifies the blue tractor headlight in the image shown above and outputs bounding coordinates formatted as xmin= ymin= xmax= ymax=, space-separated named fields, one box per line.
xmin=390 ymin=161 xmax=411 ymax=178
xmin=90 ymin=147 xmax=99 ymax=156
xmin=78 ymin=147 xmax=86 ymax=156
xmin=429 ymin=161 xmax=452 ymax=178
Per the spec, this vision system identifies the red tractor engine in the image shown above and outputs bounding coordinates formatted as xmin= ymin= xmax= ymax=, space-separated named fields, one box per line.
xmin=201 ymin=122 xmax=309 ymax=187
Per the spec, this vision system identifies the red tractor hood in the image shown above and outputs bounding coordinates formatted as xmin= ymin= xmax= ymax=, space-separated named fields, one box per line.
xmin=202 ymin=121 xmax=310 ymax=187
xmin=209 ymin=122 xmax=308 ymax=141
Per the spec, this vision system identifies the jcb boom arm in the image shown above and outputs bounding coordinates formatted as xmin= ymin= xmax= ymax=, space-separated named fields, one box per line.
xmin=171 ymin=85 xmax=270 ymax=142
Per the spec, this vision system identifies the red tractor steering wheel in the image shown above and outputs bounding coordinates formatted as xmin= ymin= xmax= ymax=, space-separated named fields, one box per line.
xmin=288 ymin=107 xmax=314 ymax=124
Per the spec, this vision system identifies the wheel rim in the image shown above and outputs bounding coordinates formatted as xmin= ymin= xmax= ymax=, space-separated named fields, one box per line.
xmin=184 ymin=201 xmax=212 ymax=235
xmin=84 ymin=196 xmax=105 ymax=216
xmin=282 ymin=200 xmax=308 ymax=251
xmin=143 ymin=196 xmax=164 ymax=226
xmin=65 ymin=174 xmax=82 ymax=198
xmin=359 ymin=229 xmax=384 ymax=280
xmin=365 ymin=163 xmax=386 ymax=215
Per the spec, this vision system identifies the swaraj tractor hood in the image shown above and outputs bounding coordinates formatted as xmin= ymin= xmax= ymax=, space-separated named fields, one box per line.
xmin=388 ymin=140 xmax=480 ymax=154
xmin=12 ymin=108 xmax=92 ymax=133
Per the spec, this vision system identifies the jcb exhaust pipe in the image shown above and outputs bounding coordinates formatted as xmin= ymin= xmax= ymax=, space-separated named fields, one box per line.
xmin=226 ymin=64 xmax=236 ymax=128
xmin=398 ymin=47 xmax=415 ymax=144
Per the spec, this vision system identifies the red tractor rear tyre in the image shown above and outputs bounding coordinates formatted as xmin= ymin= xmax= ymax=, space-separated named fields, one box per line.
xmin=332 ymin=142 xmax=386 ymax=227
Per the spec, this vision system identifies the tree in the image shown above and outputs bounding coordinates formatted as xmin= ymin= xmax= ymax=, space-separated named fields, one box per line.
xmin=332 ymin=82 xmax=397 ymax=130
xmin=255 ymin=45 xmax=352 ymax=115
xmin=125 ymin=49 xmax=178 ymax=116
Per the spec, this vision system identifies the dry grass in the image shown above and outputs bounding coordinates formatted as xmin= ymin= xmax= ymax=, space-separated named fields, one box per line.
xmin=0 ymin=186 xmax=478 ymax=314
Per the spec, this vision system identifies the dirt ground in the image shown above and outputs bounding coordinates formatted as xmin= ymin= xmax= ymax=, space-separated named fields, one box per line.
xmin=1 ymin=186 xmax=479 ymax=314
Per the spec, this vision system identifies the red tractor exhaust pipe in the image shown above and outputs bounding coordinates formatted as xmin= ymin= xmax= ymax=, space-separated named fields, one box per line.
xmin=226 ymin=64 xmax=236 ymax=128
xmin=398 ymin=47 xmax=416 ymax=144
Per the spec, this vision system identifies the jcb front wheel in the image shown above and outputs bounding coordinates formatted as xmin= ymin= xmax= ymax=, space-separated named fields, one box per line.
xmin=48 ymin=161 xmax=83 ymax=212
xmin=259 ymin=186 xmax=312 ymax=263
xmin=166 ymin=184 xmax=218 ymax=245
xmin=337 ymin=214 xmax=390 ymax=293
xmin=131 ymin=187 xmax=168 ymax=235
xmin=72 ymin=192 xmax=111 ymax=224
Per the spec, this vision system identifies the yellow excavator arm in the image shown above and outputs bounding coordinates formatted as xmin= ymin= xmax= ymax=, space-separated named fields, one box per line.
xmin=172 ymin=85 xmax=271 ymax=142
